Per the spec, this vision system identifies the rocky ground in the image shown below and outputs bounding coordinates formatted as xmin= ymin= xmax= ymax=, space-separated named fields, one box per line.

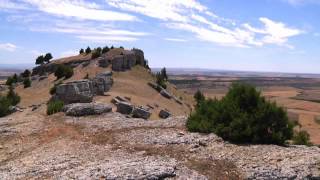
xmin=0 ymin=106 xmax=319 ymax=179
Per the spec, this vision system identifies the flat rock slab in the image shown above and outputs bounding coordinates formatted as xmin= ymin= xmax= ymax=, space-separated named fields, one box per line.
xmin=63 ymin=103 xmax=112 ymax=117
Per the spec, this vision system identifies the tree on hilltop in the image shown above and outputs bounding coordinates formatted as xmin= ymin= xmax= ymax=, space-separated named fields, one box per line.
xmin=85 ymin=47 xmax=92 ymax=54
xmin=44 ymin=53 xmax=53 ymax=63
xmin=79 ymin=48 xmax=84 ymax=54
xmin=35 ymin=55 xmax=45 ymax=65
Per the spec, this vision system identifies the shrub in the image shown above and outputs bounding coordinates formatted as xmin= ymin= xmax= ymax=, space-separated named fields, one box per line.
xmin=187 ymin=83 xmax=294 ymax=145
xmin=54 ymin=65 xmax=74 ymax=80
xmin=156 ymin=72 xmax=167 ymax=89
xmin=21 ymin=69 xmax=31 ymax=78
xmin=85 ymin=46 xmax=91 ymax=54
xmin=91 ymin=49 xmax=102 ymax=59
xmin=102 ymin=46 xmax=110 ymax=54
xmin=23 ymin=78 xmax=31 ymax=88
xmin=7 ymin=86 xmax=20 ymax=106
xmin=47 ymin=100 xmax=64 ymax=115
xmin=292 ymin=130 xmax=312 ymax=146
xmin=79 ymin=48 xmax=84 ymax=54
xmin=0 ymin=96 xmax=11 ymax=117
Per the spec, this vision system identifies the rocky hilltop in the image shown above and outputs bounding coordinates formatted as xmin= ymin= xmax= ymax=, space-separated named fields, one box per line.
xmin=0 ymin=47 xmax=319 ymax=179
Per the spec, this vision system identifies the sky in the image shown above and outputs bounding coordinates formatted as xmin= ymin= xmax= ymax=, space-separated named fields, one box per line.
xmin=0 ymin=0 xmax=320 ymax=73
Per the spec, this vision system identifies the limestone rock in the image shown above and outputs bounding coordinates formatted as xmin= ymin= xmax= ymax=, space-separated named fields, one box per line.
xmin=54 ymin=80 xmax=94 ymax=104
xmin=160 ymin=89 xmax=172 ymax=99
xmin=97 ymin=57 xmax=111 ymax=68
xmin=117 ymin=101 xmax=134 ymax=115
xmin=159 ymin=109 xmax=171 ymax=119
xmin=132 ymin=107 xmax=151 ymax=119
xmin=92 ymin=71 xmax=113 ymax=95
xmin=63 ymin=103 xmax=112 ymax=116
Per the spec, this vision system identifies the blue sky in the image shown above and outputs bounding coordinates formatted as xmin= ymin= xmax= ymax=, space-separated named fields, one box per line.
xmin=0 ymin=0 xmax=320 ymax=73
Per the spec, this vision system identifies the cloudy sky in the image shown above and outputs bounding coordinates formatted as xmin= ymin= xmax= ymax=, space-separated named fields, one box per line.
xmin=0 ymin=0 xmax=320 ymax=73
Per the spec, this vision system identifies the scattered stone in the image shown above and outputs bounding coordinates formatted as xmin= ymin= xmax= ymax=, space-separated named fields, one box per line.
xmin=124 ymin=96 xmax=131 ymax=101
xmin=9 ymin=106 xmax=23 ymax=113
xmin=159 ymin=109 xmax=171 ymax=119
xmin=132 ymin=107 xmax=151 ymax=119
xmin=31 ymin=76 xmax=38 ymax=81
xmin=82 ymin=61 xmax=90 ymax=67
xmin=116 ymin=101 xmax=134 ymax=115
xmin=173 ymin=96 xmax=183 ymax=105
xmin=160 ymin=89 xmax=172 ymax=99
xmin=63 ymin=103 xmax=112 ymax=117
xmin=146 ymin=104 xmax=154 ymax=109
xmin=30 ymin=104 xmax=41 ymax=111
xmin=111 ymin=96 xmax=127 ymax=105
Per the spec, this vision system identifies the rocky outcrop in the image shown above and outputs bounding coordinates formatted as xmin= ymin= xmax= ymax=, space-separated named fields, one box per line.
xmin=63 ymin=103 xmax=112 ymax=116
xmin=159 ymin=109 xmax=171 ymax=119
xmin=92 ymin=71 xmax=113 ymax=95
xmin=160 ymin=89 xmax=172 ymax=99
xmin=97 ymin=56 xmax=111 ymax=68
xmin=132 ymin=107 xmax=151 ymax=119
xmin=32 ymin=63 xmax=58 ymax=76
xmin=53 ymin=72 xmax=113 ymax=104
xmin=54 ymin=80 xmax=94 ymax=104
xmin=116 ymin=101 xmax=134 ymax=115
xmin=111 ymin=49 xmax=145 ymax=71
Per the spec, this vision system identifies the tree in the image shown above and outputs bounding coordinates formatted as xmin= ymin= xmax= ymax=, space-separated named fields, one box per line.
xmin=187 ymin=83 xmax=294 ymax=145
xmin=102 ymin=46 xmax=110 ymax=54
xmin=161 ymin=67 xmax=168 ymax=81
xmin=156 ymin=72 xmax=167 ymax=89
xmin=35 ymin=55 xmax=45 ymax=65
xmin=79 ymin=48 xmax=84 ymax=54
xmin=85 ymin=47 xmax=92 ymax=54
xmin=23 ymin=78 xmax=31 ymax=88
xmin=21 ymin=69 xmax=31 ymax=78
xmin=7 ymin=85 xmax=20 ymax=106
xmin=194 ymin=90 xmax=205 ymax=107
xmin=0 ymin=96 xmax=10 ymax=117
xmin=6 ymin=74 xmax=18 ymax=86
xmin=119 ymin=46 xmax=124 ymax=49
xmin=110 ymin=45 xmax=114 ymax=49
xmin=44 ymin=53 xmax=53 ymax=63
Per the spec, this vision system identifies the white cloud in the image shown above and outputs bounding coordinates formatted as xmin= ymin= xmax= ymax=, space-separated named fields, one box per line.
xmin=0 ymin=43 xmax=17 ymax=51
xmin=21 ymin=0 xmax=137 ymax=21
xmin=282 ymin=0 xmax=320 ymax=5
xmin=0 ymin=0 xmax=30 ymax=10
xmin=77 ymin=35 xmax=138 ymax=43
xmin=107 ymin=0 xmax=209 ymax=22
xmin=107 ymin=0 xmax=302 ymax=48
xmin=164 ymin=38 xmax=187 ymax=42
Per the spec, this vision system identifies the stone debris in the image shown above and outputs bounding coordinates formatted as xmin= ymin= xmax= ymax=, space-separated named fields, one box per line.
xmin=160 ymin=89 xmax=172 ymax=99
xmin=132 ymin=107 xmax=151 ymax=119
xmin=63 ymin=103 xmax=112 ymax=117
xmin=159 ymin=109 xmax=171 ymax=119
xmin=116 ymin=101 xmax=134 ymax=115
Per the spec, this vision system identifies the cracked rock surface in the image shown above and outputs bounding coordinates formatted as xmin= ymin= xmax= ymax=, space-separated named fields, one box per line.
xmin=0 ymin=108 xmax=319 ymax=179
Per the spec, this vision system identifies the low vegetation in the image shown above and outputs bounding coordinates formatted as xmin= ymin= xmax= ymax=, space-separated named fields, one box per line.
xmin=6 ymin=74 xmax=18 ymax=86
xmin=187 ymin=83 xmax=294 ymax=145
xmin=292 ymin=130 xmax=312 ymax=146
xmin=156 ymin=67 xmax=168 ymax=89
xmin=0 ymin=86 xmax=20 ymax=117
xmin=54 ymin=64 xmax=74 ymax=80
xmin=47 ymin=100 xmax=64 ymax=115
xmin=91 ymin=47 xmax=102 ymax=59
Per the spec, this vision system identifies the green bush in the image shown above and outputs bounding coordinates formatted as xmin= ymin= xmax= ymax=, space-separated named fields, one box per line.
xmin=292 ymin=130 xmax=312 ymax=146
xmin=194 ymin=90 xmax=205 ymax=107
xmin=187 ymin=83 xmax=294 ymax=145
xmin=7 ymin=86 xmax=20 ymax=106
xmin=47 ymin=100 xmax=64 ymax=115
xmin=0 ymin=96 xmax=11 ymax=117
xmin=23 ymin=78 xmax=31 ymax=88
xmin=21 ymin=69 xmax=31 ymax=78
xmin=155 ymin=67 xmax=168 ymax=89
xmin=6 ymin=74 xmax=18 ymax=86
xmin=54 ymin=65 xmax=74 ymax=80
xmin=79 ymin=48 xmax=84 ymax=54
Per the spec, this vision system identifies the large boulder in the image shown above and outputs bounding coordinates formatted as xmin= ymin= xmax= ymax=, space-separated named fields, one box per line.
xmin=117 ymin=101 xmax=134 ymax=115
xmin=63 ymin=103 xmax=112 ymax=117
xmin=132 ymin=48 xmax=145 ymax=66
xmin=159 ymin=109 xmax=171 ymax=119
xmin=112 ymin=55 xmax=125 ymax=71
xmin=132 ymin=107 xmax=151 ymax=119
xmin=54 ymin=80 xmax=94 ymax=104
xmin=92 ymin=71 xmax=113 ymax=95
xmin=111 ymin=49 xmax=144 ymax=71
